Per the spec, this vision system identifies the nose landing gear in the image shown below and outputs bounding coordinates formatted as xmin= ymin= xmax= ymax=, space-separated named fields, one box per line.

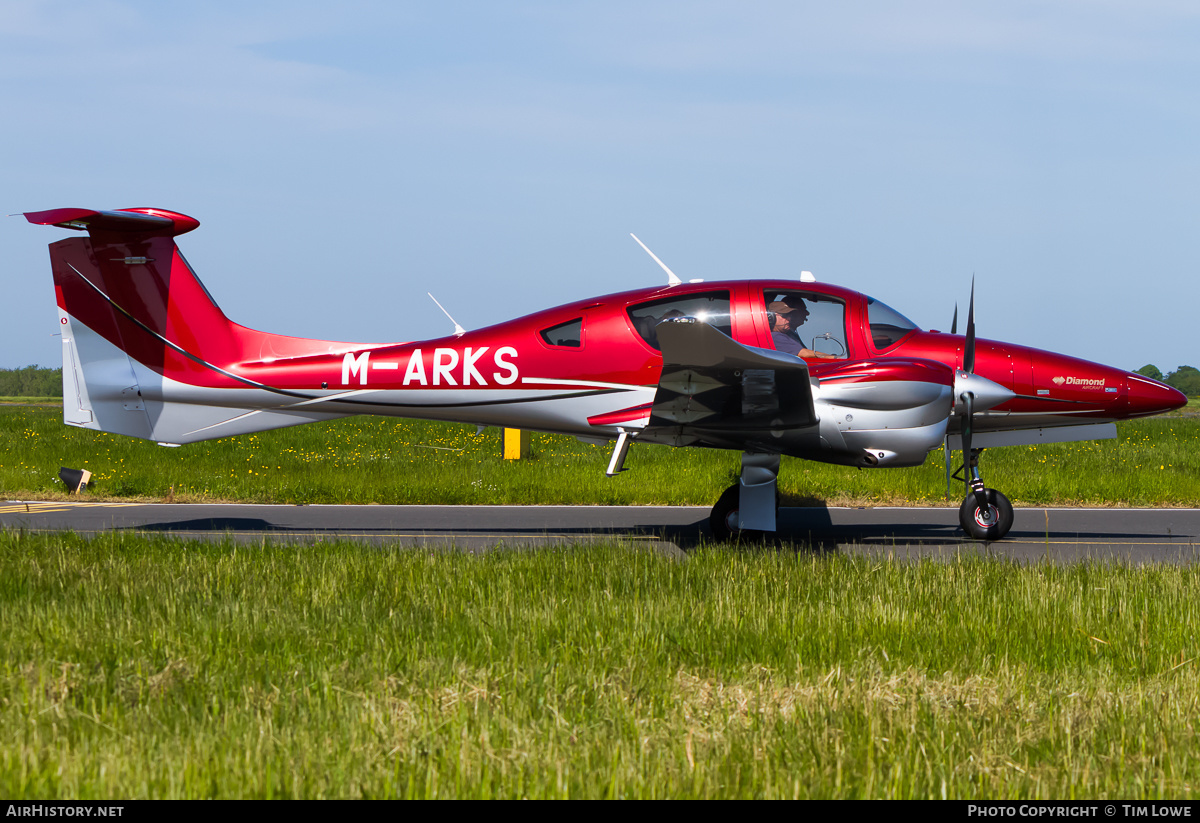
xmin=953 ymin=447 xmax=1014 ymax=541
xmin=946 ymin=279 xmax=1016 ymax=542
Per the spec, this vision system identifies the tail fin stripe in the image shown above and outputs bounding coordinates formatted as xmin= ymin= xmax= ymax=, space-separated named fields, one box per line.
xmin=65 ymin=261 xmax=315 ymax=402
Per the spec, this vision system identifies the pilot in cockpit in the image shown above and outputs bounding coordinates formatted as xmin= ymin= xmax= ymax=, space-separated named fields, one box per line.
xmin=768 ymin=298 xmax=838 ymax=360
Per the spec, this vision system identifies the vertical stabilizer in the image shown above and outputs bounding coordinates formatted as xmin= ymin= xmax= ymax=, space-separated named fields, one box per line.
xmin=26 ymin=208 xmax=351 ymax=444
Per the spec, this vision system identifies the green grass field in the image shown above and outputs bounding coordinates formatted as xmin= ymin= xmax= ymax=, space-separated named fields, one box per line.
xmin=2 ymin=532 xmax=1199 ymax=799
xmin=2 ymin=405 xmax=1199 ymax=798
xmin=1 ymin=405 xmax=1197 ymax=507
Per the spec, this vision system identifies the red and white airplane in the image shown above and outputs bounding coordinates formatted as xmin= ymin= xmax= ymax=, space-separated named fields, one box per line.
xmin=25 ymin=206 xmax=1187 ymax=541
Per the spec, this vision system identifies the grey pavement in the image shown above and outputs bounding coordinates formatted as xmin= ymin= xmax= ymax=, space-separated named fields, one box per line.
xmin=2 ymin=501 xmax=1198 ymax=563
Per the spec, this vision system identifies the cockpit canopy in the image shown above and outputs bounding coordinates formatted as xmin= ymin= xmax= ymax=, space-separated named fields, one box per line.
xmin=866 ymin=296 xmax=918 ymax=350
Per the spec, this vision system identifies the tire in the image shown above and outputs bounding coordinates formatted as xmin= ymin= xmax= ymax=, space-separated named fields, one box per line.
xmin=708 ymin=484 xmax=780 ymax=544
xmin=958 ymin=488 xmax=1014 ymax=541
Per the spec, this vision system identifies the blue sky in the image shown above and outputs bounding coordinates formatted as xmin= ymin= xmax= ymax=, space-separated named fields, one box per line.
xmin=3 ymin=1 xmax=1197 ymax=372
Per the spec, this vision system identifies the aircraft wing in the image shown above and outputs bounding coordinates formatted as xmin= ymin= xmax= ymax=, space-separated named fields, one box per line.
xmin=641 ymin=318 xmax=817 ymax=451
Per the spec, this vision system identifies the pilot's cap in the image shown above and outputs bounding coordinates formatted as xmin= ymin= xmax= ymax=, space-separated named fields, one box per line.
xmin=768 ymin=298 xmax=807 ymax=316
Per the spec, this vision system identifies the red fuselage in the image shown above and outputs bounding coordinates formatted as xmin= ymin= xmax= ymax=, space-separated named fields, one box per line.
xmin=225 ymin=278 xmax=1179 ymax=436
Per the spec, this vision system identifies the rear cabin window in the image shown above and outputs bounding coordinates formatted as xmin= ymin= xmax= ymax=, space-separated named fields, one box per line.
xmin=540 ymin=318 xmax=583 ymax=347
xmin=626 ymin=291 xmax=732 ymax=351
xmin=866 ymin=297 xmax=918 ymax=350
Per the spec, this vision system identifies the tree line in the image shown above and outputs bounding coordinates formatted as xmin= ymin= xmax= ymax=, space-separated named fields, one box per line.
xmin=3 ymin=364 xmax=1198 ymax=399
xmin=0 ymin=366 xmax=62 ymax=397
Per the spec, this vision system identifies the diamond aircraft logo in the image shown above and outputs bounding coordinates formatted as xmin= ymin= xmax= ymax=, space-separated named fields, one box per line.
xmin=1054 ymin=375 xmax=1106 ymax=388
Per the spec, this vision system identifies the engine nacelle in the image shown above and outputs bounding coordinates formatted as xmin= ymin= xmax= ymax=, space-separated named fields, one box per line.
xmin=811 ymin=358 xmax=955 ymax=467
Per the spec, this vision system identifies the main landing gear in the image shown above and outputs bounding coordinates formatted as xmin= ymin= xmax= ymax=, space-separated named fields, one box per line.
xmin=709 ymin=452 xmax=780 ymax=542
xmin=951 ymin=447 xmax=1014 ymax=541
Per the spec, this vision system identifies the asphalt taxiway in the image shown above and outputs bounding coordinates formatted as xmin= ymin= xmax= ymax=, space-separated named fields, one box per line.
xmin=1 ymin=501 xmax=1197 ymax=563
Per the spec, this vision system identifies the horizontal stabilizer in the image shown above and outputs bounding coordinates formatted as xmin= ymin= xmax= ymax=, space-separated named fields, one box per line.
xmin=24 ymin=207 xmax=199 ymax=237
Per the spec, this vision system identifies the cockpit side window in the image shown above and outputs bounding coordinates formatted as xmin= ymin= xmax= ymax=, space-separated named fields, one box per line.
xmin=866 ymin=297 xmax=918 ymax=350
xmin=626 ymin=291 xmax=731 ymax=350
xmin=540 ymin=318 xmax=583 ymax=347
xmin=761 ymin=290 xmax=847 ymax=358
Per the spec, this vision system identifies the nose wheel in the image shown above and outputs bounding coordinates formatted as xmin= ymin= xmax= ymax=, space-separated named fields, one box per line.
xmin=952 ymin=448 xmax=1014 ymax=540
xmin=958 ymin=486 xmax=1013 ymax=541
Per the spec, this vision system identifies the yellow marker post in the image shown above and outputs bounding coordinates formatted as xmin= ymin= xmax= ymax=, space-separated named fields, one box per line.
xmin=503 ymin=428 xmax=530 ymax=460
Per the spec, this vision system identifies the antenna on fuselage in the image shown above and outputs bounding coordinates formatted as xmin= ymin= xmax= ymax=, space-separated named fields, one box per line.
xmin=630 ymin=234 xmax=683 ymax=287
xmin=427 ymin=293 xmax=466 ymax=336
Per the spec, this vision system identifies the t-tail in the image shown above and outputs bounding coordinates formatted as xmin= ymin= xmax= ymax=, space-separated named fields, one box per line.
xmin=26 ymin=207 xmax=363 ymax=445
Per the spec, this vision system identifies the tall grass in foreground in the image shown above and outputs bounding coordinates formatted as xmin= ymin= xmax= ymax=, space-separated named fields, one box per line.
xmin=2 ymin=531 xmax=1199 ymax=798
xmin=1 ymin=407 xmax=1198 ymax=506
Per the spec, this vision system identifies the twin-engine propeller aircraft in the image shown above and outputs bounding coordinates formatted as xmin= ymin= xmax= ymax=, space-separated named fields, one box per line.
xmin=25 ymin=207 xmax=1187 ymax=541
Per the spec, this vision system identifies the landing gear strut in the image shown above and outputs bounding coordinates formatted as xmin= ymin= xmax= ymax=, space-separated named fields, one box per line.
xmin=952 ymin=447 xmax=1014 ymax=541
xmin=709 ymin=452 xmax=780 ymax=542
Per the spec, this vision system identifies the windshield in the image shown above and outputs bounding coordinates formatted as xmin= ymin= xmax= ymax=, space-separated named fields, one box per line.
xmin=867 ymin=297 xmax=918 ymax=350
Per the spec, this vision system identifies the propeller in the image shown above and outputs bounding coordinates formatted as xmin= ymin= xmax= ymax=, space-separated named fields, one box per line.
xmin=946 ymin=277 xmax=1013 ymax=507
xmin=943 ymin=277 xmax=1022 ymax=539
xmin=950 ymin=303 xmax=958 ymax=335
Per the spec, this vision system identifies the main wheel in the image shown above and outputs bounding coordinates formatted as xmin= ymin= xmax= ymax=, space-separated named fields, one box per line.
xmin=708 ymin=484 xmax=780 ymax=543
xmin=958 ymin=488 xmax=1014 ymax=541
xmin=709 ymin=484 xmax=742 ymax=542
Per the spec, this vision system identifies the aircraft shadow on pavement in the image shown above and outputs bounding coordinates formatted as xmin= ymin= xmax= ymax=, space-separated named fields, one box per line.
xmin=133 ymin=518 xmax=296 ymax=534
xmin=127 ymin=516 xmax=717 ymax=549
xmin=118 ymin=509 xmax=965 ymax=553
xmin=119 ymin=510 xmax=1185 ymax=553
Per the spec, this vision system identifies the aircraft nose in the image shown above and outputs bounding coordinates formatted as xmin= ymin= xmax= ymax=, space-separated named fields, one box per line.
xmin=1124 ymin=372 xmax=1188 ymax=417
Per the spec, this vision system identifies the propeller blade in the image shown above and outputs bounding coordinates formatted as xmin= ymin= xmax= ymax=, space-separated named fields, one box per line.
xmin=963 ymin=277 xmax=976 ymax=374
xmin=944 ymin=434 xmax=954 ymax=499
xmin=960 ymin=391 xmax=974 ymax=493
xmin=951 ymin=303 xmax=958 ymax=335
